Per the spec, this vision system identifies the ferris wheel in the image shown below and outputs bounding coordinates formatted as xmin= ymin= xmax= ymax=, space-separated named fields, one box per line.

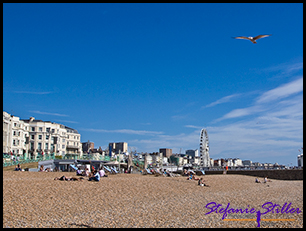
xmin=200 ymin=128 xmax=210 ymax=167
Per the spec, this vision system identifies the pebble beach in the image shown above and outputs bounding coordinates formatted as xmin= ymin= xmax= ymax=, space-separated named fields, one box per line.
xmin=3 ymin=171 xmax=303 ymax=228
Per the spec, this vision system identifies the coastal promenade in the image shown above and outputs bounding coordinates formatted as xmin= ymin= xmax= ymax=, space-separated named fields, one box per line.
xmin=3 ymin=172 xmax=303 ymax=228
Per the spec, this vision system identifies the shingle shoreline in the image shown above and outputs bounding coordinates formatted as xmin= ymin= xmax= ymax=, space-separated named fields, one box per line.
xmin=3 ymin=171 xmax=303 ymax=228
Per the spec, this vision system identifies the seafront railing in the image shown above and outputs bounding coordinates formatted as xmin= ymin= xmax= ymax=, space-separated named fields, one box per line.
xmin=3 ymin=153 xmax=56 ymax=167
xmin=3 ymin=153 xmax=117 ymax=167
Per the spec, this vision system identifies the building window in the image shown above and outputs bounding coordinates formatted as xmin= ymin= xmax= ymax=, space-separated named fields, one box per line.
xmin=39 ymin=127 xmax=43 ymax=132
xmin=62 ymin=145 xmax=65 ymax=149
xmin=31 ymin=127 xmax=35 ymax=132
xmin=45 ymin=143 xmax=49 ymax=150
xmin=31 ymin=135 xmax=35 ymax=140
xmin=14 ymin=123 xmax=17 ymax=127
xmin=38 ymin=143 xmax=42 ymax=150
xmin=13 ymin=131 xmax=16 ymax=136
xmin=13 ymin=140 xmax=16 ymax=146
xmin=38 ymin=135 xmax=42 ymax=140
xmin=30 ymin=142 xmax=34 ymax=150
xmin=46 ymin=127 xmax=50 ymax=133
xmin=62 ymin=139 xmax=65 ymax=143
xmin=46 ymin=135 xmax=49 ymax=140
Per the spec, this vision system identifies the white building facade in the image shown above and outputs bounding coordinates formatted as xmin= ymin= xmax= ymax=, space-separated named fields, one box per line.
xmin=3 ymin=111 xmax=12 ymax=153
xmin=3 ymin=111 xmax=82 ymax=159
xmin=3 ymin=112 xmax=29 ymax=157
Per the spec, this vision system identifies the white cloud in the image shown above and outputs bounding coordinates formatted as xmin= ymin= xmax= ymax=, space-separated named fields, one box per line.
xmin=215 ymin=105 xmax=263 ymax=122
xmin=55 ymin=120 xmax=79 ymax=124
xmin=14 ymin=91 xmax=53 ymax=94
xmin=29 ymin=110 xmax=69 ymax=117
xmin=203 ymin=93 xmax=241 ymax=108
xmin=214 ymin=77 xmax=303 ymax=122
xmin=256 ymin=77 xmax=303 ymax=104
xmin=82 ymin=128 xmax=163 ymax=136
xmin=185 ymin=125 xmax=203 ymax=129
xmin=261 ymin=61 xmax=303 ymax=77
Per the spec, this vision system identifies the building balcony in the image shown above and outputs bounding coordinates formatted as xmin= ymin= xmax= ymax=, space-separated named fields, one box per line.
xmin=66 ymin=144 xmax=79 ymax=150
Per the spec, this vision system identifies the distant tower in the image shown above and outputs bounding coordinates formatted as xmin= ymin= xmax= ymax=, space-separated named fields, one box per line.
xmin=200 ymin=129 xmax=210 ymax=167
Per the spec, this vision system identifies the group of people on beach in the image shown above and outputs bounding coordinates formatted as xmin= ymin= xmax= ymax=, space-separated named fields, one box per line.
xmin=54 ymin=166 xmax=108 ymax=182
xmin=183 ymin=169 xmax=210 ymax=187
xmin=255 ymin=176 xmax=272 ymax=183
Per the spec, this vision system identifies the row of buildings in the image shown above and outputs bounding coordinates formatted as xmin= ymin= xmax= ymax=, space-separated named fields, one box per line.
xmin=3 ymin=111 xmax=131 ymax=160
xmin=142 ymin=149 xmax=296 ymax=169
xmin=3 ymin=111 xmax=82 ymax=159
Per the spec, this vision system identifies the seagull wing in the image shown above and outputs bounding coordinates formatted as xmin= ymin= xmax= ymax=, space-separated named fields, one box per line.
xmin=253 ymin=34 xmax=272 ymax=40
xmin=233 ymin=36 xmax=251 ymax=40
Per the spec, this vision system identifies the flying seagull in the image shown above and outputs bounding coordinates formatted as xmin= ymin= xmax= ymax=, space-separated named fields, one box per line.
xmin=233 ymin=34 xmax=272 ymax=44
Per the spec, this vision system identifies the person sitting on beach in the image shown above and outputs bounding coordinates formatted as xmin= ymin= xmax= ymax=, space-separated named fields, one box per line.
xmin=255 ymin=178 xmax=261 ymax=183
xmin=82 ymin=168 xmax=90 ymax=177
xmin=98 ymin=167 xmax=107 ymax=177
xmin=88 ymin=170 xmax=100 ymax=182
xmin=264 ymin=176 xmax=272 ymax=183
xmin=14 ymin=164 xmax=22 ymax=171
xmin=198 ymin=178 xmax=210 ymax=187
xmin=39 ymin=165 xmax=44 ymax=172
xmin=54 ymin=176 xmax=84 ymax=181
xmin=76 ymin=167 xmax=83 ymax=176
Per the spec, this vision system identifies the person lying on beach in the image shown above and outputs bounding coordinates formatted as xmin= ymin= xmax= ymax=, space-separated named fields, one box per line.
xmin=54 ymin=176 xmax=84 ymax=181
xmin=255 ymin=178 xmax=261 ymax=183
xmin=198 ymin=178 xmax=210 ymax=187
xmin=192 ymin=175 xmax=200 ymax=181
xmin=187 ymin=174 xmax=200 ymax=180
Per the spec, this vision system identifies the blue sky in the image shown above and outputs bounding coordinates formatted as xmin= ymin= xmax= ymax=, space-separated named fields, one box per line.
xmin=3 ymin=3 xmax=303 ymax=165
